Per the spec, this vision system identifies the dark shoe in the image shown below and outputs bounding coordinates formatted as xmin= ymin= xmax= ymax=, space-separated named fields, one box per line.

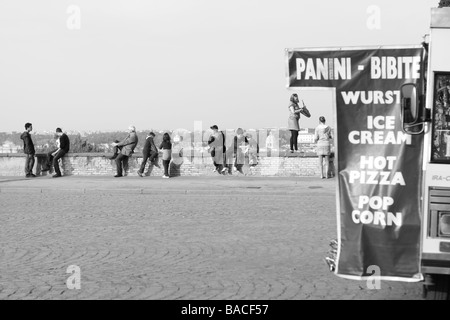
xmin=137 ymin=171 xmax=143 ymax=177
xmin=30 ymin=174 xmax=36 ymax=178
xmin=114 ymin=174 xmax=123 ymax=178
xmin=26 ymin=174 xmax=31 ymax=178
xmin=52 ymin=174 xmax=62 ymax=178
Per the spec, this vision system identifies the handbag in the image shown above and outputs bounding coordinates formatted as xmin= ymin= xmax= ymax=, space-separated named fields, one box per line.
xmin=300 ymin=100 xmax=311 ymax=118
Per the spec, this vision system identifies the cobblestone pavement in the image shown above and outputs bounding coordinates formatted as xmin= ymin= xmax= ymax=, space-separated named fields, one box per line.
xmin=0 ymin=176 xmax=423 ymax=300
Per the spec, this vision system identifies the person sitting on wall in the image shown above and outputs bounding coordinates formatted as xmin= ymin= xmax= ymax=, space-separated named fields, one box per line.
xmin=41 ymin=128 xmax=70 ymax=178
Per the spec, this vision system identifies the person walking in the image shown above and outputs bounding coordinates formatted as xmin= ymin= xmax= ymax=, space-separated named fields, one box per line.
xmin=41 ymin=128 xmax=70 ymax=178
xmin=20 ymin=122 xmax=36 ymax=178
xmin=315 ymin=116 xmax=333 ymax=179
xmin=225 ymin=128 xmax=248 ymax=175
xmin=208 ymin=125 xmax=225 ymax=174
xmin=159 ymin=132 xmax=172 ymax=178
xmin=111 ymin=126 xmax=138 ymax=178
xmin=137 ymin=132 xmax=159 ymax=177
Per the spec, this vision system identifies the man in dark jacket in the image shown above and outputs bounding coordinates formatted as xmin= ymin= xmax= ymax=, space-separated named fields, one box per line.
xmin=20 ymin=123 xmax=36 ymax=178
xmin=137 ymin=132 xmax=159 ymax=177
xmin=41 ymin=128 xmax=70 ymax=178
xmin=111 ymin=126 xmax=139 ymax=177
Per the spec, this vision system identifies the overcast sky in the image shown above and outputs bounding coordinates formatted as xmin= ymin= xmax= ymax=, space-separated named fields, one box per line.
xmin=0 ymin=0 xmax=439 ymax=133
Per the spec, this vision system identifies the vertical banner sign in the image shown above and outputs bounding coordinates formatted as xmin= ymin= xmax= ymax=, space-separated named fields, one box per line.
xmin=287 ymin=47 xmax=424 ymax=281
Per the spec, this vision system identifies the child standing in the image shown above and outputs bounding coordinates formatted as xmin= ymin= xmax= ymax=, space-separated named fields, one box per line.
xmin=159 ymin=133 xmax=172 ymax=178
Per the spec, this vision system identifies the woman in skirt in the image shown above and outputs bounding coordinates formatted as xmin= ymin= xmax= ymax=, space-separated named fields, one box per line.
xmin=315 ymin=116 xmax=333 ymax=179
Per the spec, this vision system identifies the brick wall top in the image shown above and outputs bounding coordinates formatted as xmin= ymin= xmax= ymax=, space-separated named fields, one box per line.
xmin=0 ymin=153 xmax=320 ymax=159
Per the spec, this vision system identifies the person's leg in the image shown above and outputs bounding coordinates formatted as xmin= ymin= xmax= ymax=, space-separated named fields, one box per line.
xmin=318 ymin=155 xmax=324 ymax=178
xmin=293 ymin=130 xmax=299 ymax=151
xmin=115 ymin=154 xmax=125 ymax=176
xmin=25 ymin=154 xmax=32 ymax=176
xmin=52 ymin=150 xmax=66 ymax=176
xmin=139 ymin=153 xmax=149 ymax=175
xmin=42 ymin=150 xmax=56 ymax=171
xmin=289 ymin=130 xmax=295 ymax=152
xmin=29 ymin=154 xmax=35 ymax=176
xmin=324 ymin=155 xmax=330 ymax=178
xmin=109 ymin=143 xmax=121 ymax=160
xmin=235 ymin=156 xmax=244 ymax=174
xmin=163 ymin=160 xmax=170 ymax=176
xmin=123 ymin=156 xmax=129 ymax=175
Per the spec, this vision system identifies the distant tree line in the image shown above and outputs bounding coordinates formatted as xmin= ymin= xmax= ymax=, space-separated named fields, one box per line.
xmin=1 ymin=128 xmax=319 ymax=154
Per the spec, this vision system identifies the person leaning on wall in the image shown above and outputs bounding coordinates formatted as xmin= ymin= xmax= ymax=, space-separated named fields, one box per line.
xmin=41 ymin=128 xmax=70 ymax=178
xmin=111 ymin=126 xmax=139 ymax=178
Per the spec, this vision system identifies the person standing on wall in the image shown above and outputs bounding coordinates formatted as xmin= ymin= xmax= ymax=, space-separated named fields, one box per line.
xmin=288 ymin=93 xmax=310 ymax=153
xmin=111 ymin=126 xmax=138 ymax=178
xmin=20 ymin=122 xmax=36 ymax=178
xmin=41 ymin=128 xmax=70 ymax=178
xmin=314 ymin=116 xmax=333 ymax=179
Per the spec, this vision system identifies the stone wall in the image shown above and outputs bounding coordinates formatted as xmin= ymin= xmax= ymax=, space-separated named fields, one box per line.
xmin=0 ymin=153 xmax=332 ymax=177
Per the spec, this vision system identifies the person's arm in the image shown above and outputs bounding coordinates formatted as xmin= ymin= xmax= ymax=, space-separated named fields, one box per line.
xmin=116 ymin=135 xmax=131 ymax=147
xmin=52 ymin=137 xmax=62 ymax=156
xmin=289 ymin=105 xmax=296 ymax=114
xmin=143 ymin=139 xmax=151 ymax=152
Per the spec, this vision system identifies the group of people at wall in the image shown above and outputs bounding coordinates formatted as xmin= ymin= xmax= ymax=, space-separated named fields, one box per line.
xmin=19 ymin=93 xmax=333 ymax=179
xmin=108 ymin=127 xmax=184 ymax=179
xmin=288 ymin=93 xmax=334 ymax=179
xmin=19 ymin=123 xmax=260 ymax=179
xmin=21 ymin=123 xmax=70 ymax=178
xmin=206 ymin=125 xmax=260 ymax=175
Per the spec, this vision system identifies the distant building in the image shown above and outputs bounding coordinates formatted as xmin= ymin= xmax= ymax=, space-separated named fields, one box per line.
xmin=298 ymin=129 xmax=315 ymax=144
xmin=0 ymin=141 xmax=20 ymax=153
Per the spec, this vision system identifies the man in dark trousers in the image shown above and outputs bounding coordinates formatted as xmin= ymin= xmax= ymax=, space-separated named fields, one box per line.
xmin=20 ymin=122 xmax=36 ymax=178
xmin=137 ymin=132 xmax=159 ymax=177
xmin=111 ymin=126 xmax=139 ymax=178
xmin=41 ymin=128 xmax=70 ymax=178
xmin=208 ymin=125 xmax=226 ymax=174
